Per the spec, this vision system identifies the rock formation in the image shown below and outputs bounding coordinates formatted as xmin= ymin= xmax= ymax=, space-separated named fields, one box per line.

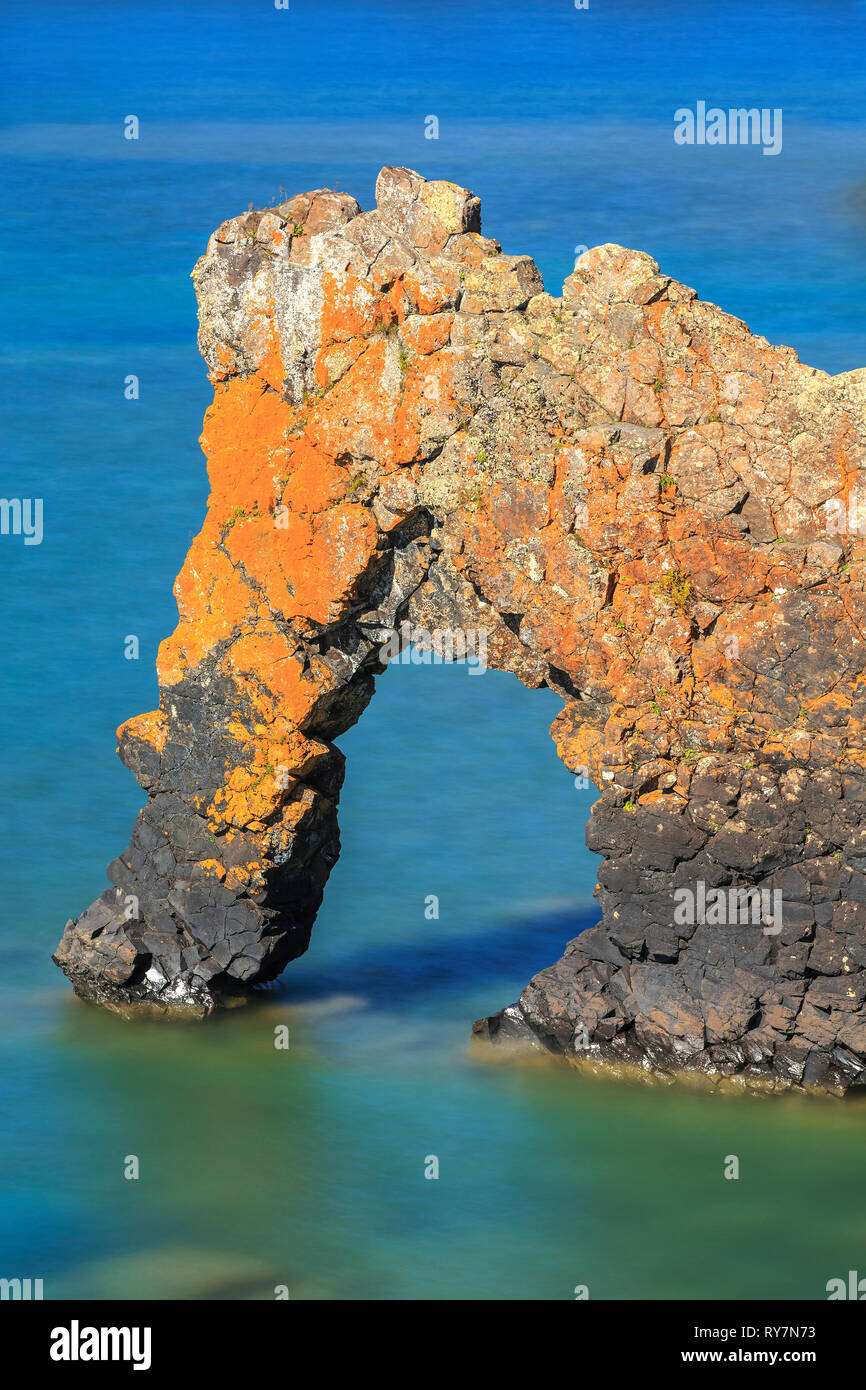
xmin=54 ymin=167 xmax=866 ymax=1092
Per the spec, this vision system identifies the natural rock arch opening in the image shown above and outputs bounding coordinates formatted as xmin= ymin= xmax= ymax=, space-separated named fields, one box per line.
xmin=55 ymin=166 xmax=866 ymax=1094
xmin=280 ymin=651 xmax=599 ymax=1020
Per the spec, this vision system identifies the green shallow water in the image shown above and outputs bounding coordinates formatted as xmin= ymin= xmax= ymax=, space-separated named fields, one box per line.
xmin=10 ymin=992 xmax=866 ymax=1301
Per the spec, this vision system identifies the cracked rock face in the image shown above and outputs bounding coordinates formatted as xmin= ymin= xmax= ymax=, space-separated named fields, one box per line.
xmin=54 ymin=167 xmax=866 ymax=1093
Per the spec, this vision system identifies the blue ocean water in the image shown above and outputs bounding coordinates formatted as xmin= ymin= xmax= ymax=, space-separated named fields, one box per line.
xmin=2 ymin=0 xmax=866 ymax=1300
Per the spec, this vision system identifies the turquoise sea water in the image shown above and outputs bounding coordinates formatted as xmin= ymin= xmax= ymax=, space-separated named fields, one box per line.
xmin=2 ymin=0 xmax=866 ymax=1299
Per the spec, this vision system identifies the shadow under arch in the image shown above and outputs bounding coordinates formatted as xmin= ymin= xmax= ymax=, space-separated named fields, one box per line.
xmin=269 ymin=652 xmax=601 ymax=1017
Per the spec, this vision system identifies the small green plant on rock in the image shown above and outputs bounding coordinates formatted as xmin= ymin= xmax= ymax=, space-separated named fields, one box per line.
xmin=461 ymin=482 xmax=485 ymax=513
xmin=658 ymin=569 xmax=691 ymax=608
xmin=247 ymin=762 xmax=276 ymax=792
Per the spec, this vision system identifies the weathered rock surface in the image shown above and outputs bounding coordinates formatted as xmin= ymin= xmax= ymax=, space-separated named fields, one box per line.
xmin=54 ymin=168 xmax=866 ymax=1091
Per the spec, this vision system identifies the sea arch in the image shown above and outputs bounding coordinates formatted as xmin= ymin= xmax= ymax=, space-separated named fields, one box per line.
xmin=55 ymin=168 xmax=866 ymax=1093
